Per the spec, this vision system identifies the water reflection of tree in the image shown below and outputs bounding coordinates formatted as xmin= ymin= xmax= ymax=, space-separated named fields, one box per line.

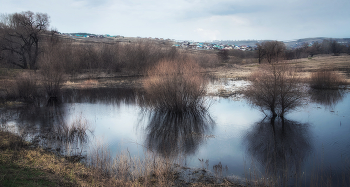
xmin=9 ymin=100 xmax=91 ymax=157
xmin=142 ymin=109 xmax=215 ymax=158
xmin=244 ymin=117 xmax=312 ymax=186
xmin=308 ymin=89 xmax=345 ymax=109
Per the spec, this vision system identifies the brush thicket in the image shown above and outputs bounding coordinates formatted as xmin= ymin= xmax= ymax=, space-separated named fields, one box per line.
xmin=310 ymin=69 xmax=346 ymax=89
xmin=143 ymin=57 xmax=208 ymax=112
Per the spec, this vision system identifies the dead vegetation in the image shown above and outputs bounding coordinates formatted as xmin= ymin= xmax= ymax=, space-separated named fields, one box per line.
xmin=244 ymin=63 xmax=305 ymax=117
xmin=0 ymin=129 xmax=239 ymax=186
xmin=143 ymin=55 xmax=209 ymax=112
xmin=309 ymin=69 xmax=347 ymax=89
xmin=14 ymin=72 xmax=39 ymax=101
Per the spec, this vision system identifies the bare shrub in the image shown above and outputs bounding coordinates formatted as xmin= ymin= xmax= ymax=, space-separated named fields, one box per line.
xmin=121 ymin=40 xmax=161 ymax=75
xmin=57 ymin=41 xmax=83 ymax=75
xmin=13 ymin=71 xmax=39 ymax=100
xmin=143 ymin=56 xmax=208 ymax=112
xmin=192 ymin=52 xmax=220 ymax=68
xmin=38 ymin=40 xmax=66 ymax=98
xmin=229 ymin=56 xmax=243 ymax=64
xmin=244 ymin=63 xmax=305 ymax=117
xmin=310 ymin=69 xmax=347 ymax=89
xmin=99 ymin=43 xmax=123 ymax=72
xmin=217 ymin=49 xmax=229 ymax=63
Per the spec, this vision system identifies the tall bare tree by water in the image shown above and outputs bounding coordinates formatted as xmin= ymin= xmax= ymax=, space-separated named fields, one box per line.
xmin=0 ymin=11 xmax=49 ymax=69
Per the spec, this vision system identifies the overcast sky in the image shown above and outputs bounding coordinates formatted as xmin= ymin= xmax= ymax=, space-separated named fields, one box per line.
xmin=1 ymin=0 xmax=349 ymax=41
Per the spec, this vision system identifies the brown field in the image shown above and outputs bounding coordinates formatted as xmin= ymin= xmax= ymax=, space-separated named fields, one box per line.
xmin=208 ymin=54 xmax=350 ymax=81
xmin=59 ymin=54 xmax=350 ymax=89
xmin=0 ymin=54 xmax=349 ymax=98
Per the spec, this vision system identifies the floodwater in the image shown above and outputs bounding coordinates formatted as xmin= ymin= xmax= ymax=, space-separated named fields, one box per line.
xmin=1 ymin=83 xmax=349 ymax=186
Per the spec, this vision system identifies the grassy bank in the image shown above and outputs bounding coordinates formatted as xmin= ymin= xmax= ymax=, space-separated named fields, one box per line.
xmin=0 ymin=130 xmax=244 ymax=186
xmin=0 ymin=131 xmax=101 ymax=186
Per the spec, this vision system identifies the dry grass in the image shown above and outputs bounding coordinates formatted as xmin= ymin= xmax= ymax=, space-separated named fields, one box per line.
xmin=85 ymin=142 xmax=181 ymax=186
xmin=0 ymin=131 xmax=91 ymax=186
xmin=309 ymin=69 xmax=347 ymax=89
xmin=0 ymin=128 xmax=181 ymax=186
xmin=44 ymin=116 xmax=92 ymax=155
xmin=143 ymin=56 xmax=209 ymax=112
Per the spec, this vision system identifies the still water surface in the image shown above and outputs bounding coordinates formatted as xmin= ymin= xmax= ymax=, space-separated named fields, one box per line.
xmin=2 ymin=86 xmax=350 ymax=185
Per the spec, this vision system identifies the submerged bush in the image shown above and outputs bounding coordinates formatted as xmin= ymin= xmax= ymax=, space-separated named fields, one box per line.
xmin=244 ymin=63 xmax=305 ymax=117
xmin=310 ymin=69 xmax=346 ymax=89
xmin=143 ymin=57 xmax=208 ymax=112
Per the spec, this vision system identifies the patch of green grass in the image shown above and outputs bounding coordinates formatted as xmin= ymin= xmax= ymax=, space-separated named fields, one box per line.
xmin=0 ymin=163 xmax=58 ymax=187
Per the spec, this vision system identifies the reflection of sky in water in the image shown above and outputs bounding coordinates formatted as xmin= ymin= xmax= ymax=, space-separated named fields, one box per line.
xmin=62 ymin=91 xmax=350 ymax=182
xmin=189 ymin=98 xmax=263 ymax=175
xmin=65 ymin=102 xmax=147 ymax=157
xmin=288 ymin=92 xmax=350 ymax=180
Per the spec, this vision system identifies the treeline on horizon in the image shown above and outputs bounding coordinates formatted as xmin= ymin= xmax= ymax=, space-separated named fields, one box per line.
xmin=1 ymin=11 xmax=350 ymax=74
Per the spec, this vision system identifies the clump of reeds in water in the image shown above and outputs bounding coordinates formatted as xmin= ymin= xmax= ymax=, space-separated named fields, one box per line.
xmin=41 ymin=116 xmax=92 ymax=157
xmin=56 ymin=117 xmax=91 ymax=145
xmin=143 ymin=57 xmax=209 ymax=112
xmin=310 ymin=69 xmax=347 ymax=89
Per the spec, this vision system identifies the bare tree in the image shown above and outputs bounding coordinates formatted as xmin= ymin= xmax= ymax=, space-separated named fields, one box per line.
xmin=244 ymin=63 xmax=305 ymax=117
xmin=255 ymin=42 xmax=265 ymax=64
xmin=217 ymin=49 xmax=229 ymax=63
xmin=38 ymin=30 xmax=65 ymax=98
xmin=329 ymin=39 xmax=342 ymax=56
xmin=256 ymin=41 xmax=286 ymax=63
xmin=0 ymin=11 xmax=49 ymax=69
xmin=306 ymin=41 xmax=321 ymax=57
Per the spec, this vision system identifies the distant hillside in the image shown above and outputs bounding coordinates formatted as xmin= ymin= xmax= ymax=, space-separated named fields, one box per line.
xmin=284 ymin=37 xmax=350 ymax=48
xmin=61 ymin=33 xmax=349 ymax=49
xmin=208 ymin=37 xmax=350 ymax=48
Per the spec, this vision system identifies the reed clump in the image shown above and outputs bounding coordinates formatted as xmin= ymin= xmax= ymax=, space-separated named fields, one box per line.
xmin=309 ymin=69 xmax=347 ymax=89
xmin=143 ymin=56 xmax=209 ymax=112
